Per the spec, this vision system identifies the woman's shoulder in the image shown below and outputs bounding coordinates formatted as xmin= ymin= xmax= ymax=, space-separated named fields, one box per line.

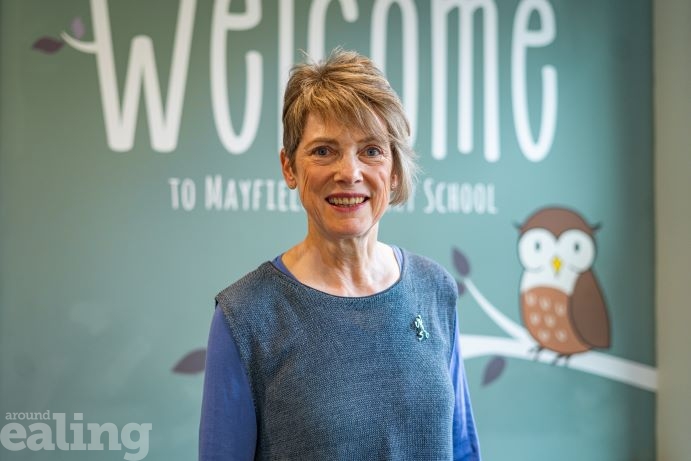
xmin=398 ymin=247 xmax=458 ymax=294
xmin=399 ymin=247 xmax=453 ymax=276
xmin=215 ymin=261 xmax=282 ymax=309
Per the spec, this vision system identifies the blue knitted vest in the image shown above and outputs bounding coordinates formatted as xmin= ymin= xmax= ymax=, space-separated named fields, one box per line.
xmin=216 ymin=250 xmax=457 ymax=460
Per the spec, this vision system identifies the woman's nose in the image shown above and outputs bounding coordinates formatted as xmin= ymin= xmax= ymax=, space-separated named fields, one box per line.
xmin=334 ymin=152 xmax=363 ymax=183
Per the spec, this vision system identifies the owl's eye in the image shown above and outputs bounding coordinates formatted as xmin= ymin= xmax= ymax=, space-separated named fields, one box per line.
xmin=557 ymin=230 xmax=595 ymax=272
xmin=518 ymin=229 xmax=555 ymax=270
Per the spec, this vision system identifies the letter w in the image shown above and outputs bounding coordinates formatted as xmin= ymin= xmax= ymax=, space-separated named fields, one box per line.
xmin=63 ymin=0 xmax=197 ymax=152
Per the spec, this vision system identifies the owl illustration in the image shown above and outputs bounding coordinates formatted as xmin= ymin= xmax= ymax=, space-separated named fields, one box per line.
xmin=517 ymin=207 xmax=611 ymax=361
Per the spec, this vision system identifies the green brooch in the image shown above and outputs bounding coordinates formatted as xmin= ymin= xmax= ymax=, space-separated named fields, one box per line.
xmin=413 ymin=314 xmax=429 ymax=341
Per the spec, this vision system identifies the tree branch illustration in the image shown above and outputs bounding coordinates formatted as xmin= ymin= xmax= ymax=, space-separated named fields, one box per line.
xmin=458 ymin=276 xmax=658 ymax=392
xmin=61 ymin=32 xmax=98 ymax=54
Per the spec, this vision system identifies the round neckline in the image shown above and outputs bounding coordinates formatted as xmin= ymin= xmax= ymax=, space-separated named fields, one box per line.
xmin=268 ymin=246 xmax=405 ymax=300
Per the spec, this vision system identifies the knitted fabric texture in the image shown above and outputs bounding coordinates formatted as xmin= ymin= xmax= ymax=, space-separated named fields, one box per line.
xmin=216 ymin=250 xmax=458 ymax=460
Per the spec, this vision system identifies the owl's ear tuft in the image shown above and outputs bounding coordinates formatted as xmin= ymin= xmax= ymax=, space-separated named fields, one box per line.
xmin=513 ymin=221 xmax=522 ymax=231
xmin=591 ymin=222 xmax=602 ymax=232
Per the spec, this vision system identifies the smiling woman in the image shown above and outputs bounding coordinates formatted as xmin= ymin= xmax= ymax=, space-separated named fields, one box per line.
xmin=199 ymin=49 xmax=482 ymax=461
xmin=280 ymin=114 xmax=395 ymax=258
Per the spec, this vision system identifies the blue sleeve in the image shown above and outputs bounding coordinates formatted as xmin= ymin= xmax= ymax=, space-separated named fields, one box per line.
xmin=450 ymin=318 xmax=481 ymax=460
xmin=199 ymin=306 xmax=257 ymax=460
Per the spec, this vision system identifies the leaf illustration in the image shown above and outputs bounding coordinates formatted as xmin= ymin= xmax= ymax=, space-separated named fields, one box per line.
xmin=172 ymin=348 xmax=206 ymax=374
xmin=71 ymin=17 xmax=86 ymax=39
xmin=482 ymin=356 xmax=506 ymax=386
xmin=452 ymin=247 xmax=471 ymax=277
xmin=456 ymin=279 xmax=465 ymax=297
xmin=32 ymin=36 xmax=64 ymax=54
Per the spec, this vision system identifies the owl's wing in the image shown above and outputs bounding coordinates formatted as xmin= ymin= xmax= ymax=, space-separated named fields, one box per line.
xmin=571 ymin=270 xmax=611 ymax=349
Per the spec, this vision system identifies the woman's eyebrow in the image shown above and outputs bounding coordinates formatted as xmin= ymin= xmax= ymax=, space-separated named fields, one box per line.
xmin=357 ymin=135 xmax=387 ymax=144
xmin=301 ymin=138 xmax=339 ymax=151
xmin=304 ymin=137 xmax=338 ymax=146
xmin=302 ymin=135 xmax=387 ymax=149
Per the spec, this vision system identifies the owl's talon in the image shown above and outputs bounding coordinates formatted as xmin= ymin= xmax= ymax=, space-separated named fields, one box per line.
xmin=551 ymin=354 xmax=572 ymax=366
xmin=529 ymin=345 xmax=543 ymax=360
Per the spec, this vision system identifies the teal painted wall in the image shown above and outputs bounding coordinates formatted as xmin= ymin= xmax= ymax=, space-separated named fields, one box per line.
xmin=1 ymin=1 xmax=655 ymax=459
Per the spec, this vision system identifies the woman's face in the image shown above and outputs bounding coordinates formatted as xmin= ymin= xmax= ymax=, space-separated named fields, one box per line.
xmin=281 ymin=113 xmax=396 ymax=243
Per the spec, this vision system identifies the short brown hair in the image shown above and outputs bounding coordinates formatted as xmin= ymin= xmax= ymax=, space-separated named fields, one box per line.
xmin=282 ymin=49 xmax=418 ymax=205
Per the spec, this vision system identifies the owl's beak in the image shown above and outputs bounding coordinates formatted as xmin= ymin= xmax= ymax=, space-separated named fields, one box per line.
xmin=551 ymin=256 xmax=563 ymax=274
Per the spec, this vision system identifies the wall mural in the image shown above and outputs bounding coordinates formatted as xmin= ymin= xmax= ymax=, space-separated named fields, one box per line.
xmin=452 ymin=206 xmax=656 ymax=392
xmin=2 ymin=0 xmax=655 ymax=459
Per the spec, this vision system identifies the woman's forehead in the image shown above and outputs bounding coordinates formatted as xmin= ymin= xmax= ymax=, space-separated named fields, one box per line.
xmin=303 ymin=111 xmax=388 ymax=141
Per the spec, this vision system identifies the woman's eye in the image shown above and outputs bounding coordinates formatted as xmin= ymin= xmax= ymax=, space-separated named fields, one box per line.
xmin=364 ymin=146 xmax=382 ymax=157
xmin=313 ymin=147 xmax=330 ymax=156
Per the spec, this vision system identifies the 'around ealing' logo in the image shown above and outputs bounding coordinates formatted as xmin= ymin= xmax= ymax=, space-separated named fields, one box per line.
xmin=1 ymin=411 xmax=151 ymax=460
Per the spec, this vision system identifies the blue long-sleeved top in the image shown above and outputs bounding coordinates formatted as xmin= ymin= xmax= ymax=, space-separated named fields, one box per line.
xmin=200 ymin=249 xmax=480 ymax=460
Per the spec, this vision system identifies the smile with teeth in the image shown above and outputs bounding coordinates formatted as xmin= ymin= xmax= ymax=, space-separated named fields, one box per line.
xmin=327 ymin=196 xmax=367 ymax=206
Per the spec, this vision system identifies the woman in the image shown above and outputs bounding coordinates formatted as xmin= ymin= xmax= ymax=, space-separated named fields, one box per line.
xmin=200 ymin=49 xmax=480 ymax=460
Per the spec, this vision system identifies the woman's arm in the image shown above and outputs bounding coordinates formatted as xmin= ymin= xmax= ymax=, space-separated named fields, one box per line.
xmin=450 ymin=318 xmax=482 ymax=461
xmin=199 ymin=306 xmax=257 ymax=460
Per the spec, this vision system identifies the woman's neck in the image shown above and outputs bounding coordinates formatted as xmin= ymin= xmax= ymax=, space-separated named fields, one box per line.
xmin=281 ymin=236 xmax=400 ymax=297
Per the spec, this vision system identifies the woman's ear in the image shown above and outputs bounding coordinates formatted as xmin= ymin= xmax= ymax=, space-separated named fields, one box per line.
xmin=390 ymin=173 xmax=398 ymax=191
xmin=280 ymin=149 xmax=297 ymax=189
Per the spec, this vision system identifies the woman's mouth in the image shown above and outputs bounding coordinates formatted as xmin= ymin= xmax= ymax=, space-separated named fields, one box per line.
xmin=327 ymin=196 xmax=367 ymax=207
